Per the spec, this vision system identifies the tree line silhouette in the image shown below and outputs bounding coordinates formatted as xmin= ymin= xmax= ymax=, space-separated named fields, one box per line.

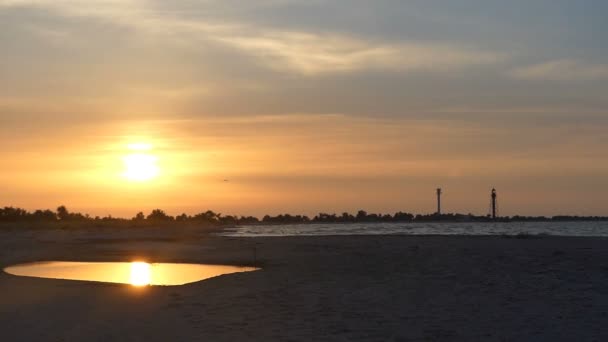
xmin=1 ymin=206 xmax=607 ymax=228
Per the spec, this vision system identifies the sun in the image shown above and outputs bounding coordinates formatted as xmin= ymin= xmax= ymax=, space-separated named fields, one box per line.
xmin=130 ymin=262 xmax=151 ymax=286
xmin=122 ymin=143 xmax=160 ymax=182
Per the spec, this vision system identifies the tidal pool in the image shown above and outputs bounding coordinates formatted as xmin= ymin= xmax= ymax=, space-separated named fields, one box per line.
xmin=3 ymin=261 xmax=259 ymax=286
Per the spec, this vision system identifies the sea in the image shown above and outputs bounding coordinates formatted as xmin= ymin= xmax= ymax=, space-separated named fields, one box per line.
xmin=222 ymin=221 xmax=608 ymax=237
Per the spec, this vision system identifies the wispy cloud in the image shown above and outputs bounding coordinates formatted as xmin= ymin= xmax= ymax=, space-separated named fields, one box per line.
xmin=212 ymin=32 xmax=502 ymax=75
xmin=1 ymin=0 xmax=504 ymax=75
xmin=509 ymin=59 xmax=608 ymax=81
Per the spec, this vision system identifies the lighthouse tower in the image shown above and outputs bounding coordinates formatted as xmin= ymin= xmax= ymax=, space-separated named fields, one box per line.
xmin=491 ymin=188 xmax=498 ymax=219
xmin=436 ymin=188 xmax=442 ymax=215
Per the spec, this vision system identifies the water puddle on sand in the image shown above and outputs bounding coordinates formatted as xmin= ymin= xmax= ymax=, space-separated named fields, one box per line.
xmin=3 ymin=262 xmax=259 ymax=286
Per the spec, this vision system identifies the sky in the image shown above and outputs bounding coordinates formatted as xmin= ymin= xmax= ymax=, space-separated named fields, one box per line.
xmin=1 ymin=0 xmax=607 ymax=217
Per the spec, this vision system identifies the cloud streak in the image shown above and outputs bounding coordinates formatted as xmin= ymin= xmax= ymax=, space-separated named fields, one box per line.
xmin=509 ymin=59 xmax=608 ymax=82
xmin=212 ymin=31 xmax=502 ymax=75
xmin=1 ymin=0 xmax=504 ymax=75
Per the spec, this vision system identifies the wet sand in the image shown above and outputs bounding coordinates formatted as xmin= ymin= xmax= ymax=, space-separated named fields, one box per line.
xmin=1 ymin=227 xmax=607 ymax=341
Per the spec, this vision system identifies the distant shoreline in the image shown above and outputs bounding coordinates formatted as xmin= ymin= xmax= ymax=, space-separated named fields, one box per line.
xmin=2 ymin=205 xmax=608 ymax=230
xmin=3 ymin=217 xmax=608 ymax=232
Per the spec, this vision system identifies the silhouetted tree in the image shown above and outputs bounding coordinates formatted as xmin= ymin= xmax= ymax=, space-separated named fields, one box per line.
xmin=341 ymin=212 xmax=355 ymax=222
xmin=193 ymin=210 xmax=219 ymax=224
xmin=32 ymin=209 xmax=57 ymax=221
xmin=133 ymin=212 xmax=145 ymax=221
xmin=393 ymin=212 xmax=414 ymax=222
xmin=57 ymin=206 xmax=70 ymax=221
xmin=146 ymin=209 xmax=173 ymax=221
xmin=0 ymin=207 xmax=28 ymax=221
xmin=176 ymin=213 xmax=189 ymax=222
xmin=356 ymin=210 xmax=368 ymax=222
xmin=238 ymin=216 xmax=260 ymax=225
xmin=219 ymin=215 xmax=238 ymax=225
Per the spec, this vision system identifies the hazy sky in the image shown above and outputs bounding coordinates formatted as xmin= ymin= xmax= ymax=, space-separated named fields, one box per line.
xmin=1 ymin=0 xmax=607 ymax=217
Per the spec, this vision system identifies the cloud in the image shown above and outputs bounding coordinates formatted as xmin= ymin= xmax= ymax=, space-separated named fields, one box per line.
xmin=1 ymin=0 xmax=504 ymax=75
xmin=212 ymin=31 xmax=502 ymax=75
xmin=509 ymin=59 xmax=608 ymax=81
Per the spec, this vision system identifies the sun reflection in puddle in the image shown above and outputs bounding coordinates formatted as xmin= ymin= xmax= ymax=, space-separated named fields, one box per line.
xmin=4 ymin=261 xmax=259 ymax=286
xmin=130 ymin=262 xmax=151 ymax=286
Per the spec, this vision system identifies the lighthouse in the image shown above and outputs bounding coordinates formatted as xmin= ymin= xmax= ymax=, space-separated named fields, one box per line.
xmin=491 ymin=188 xmax=498 ymax=219
xmin=436 ymin=188 xmax=442 ymax=215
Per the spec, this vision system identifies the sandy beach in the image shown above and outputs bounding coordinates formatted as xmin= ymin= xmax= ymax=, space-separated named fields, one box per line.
xmin=1 ymin=227 xmax=607 ymax=341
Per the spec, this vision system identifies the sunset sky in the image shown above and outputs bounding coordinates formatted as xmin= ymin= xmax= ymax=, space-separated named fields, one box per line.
xmin=1 ymin=0 xmax=607 ymax=217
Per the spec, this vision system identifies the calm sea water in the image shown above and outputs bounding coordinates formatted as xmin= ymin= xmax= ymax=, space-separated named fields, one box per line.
xmin=222 ymin=221 xmax=608 ymax=237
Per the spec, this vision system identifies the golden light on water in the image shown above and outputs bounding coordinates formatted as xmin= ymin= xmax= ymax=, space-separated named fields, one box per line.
xmin=4 ymin=261 xmax=260 ymax=286
xmin=129 ymin=262 xmax=151 ymax=286
xmin=122 ymin=142 xmax=160 ymax=182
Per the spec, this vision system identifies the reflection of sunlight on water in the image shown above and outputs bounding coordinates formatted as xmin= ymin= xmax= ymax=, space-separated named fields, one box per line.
xmin=130 ymin=262 xmax=151 ymax=286
xmin=3 ymin=262 xmax=259 ymax=287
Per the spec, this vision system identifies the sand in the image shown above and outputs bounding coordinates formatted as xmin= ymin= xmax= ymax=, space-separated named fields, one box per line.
xmin=1 ymin=227 xmax=607 ymax=341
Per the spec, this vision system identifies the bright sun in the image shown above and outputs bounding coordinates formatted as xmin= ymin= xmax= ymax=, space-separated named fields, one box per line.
xmin=122 ymin=143 xmax=160 ymax=182
xmin=130 ymin=262 xmax=151 ymax=286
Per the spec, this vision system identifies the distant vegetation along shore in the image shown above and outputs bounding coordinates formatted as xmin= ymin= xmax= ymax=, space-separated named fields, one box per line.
xmin=1 ymin=206 xmax=607 ymax=228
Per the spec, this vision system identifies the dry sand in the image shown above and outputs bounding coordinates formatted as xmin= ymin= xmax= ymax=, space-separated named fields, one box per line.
xmin=1 ymin=227 xmax=607 ymax=341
